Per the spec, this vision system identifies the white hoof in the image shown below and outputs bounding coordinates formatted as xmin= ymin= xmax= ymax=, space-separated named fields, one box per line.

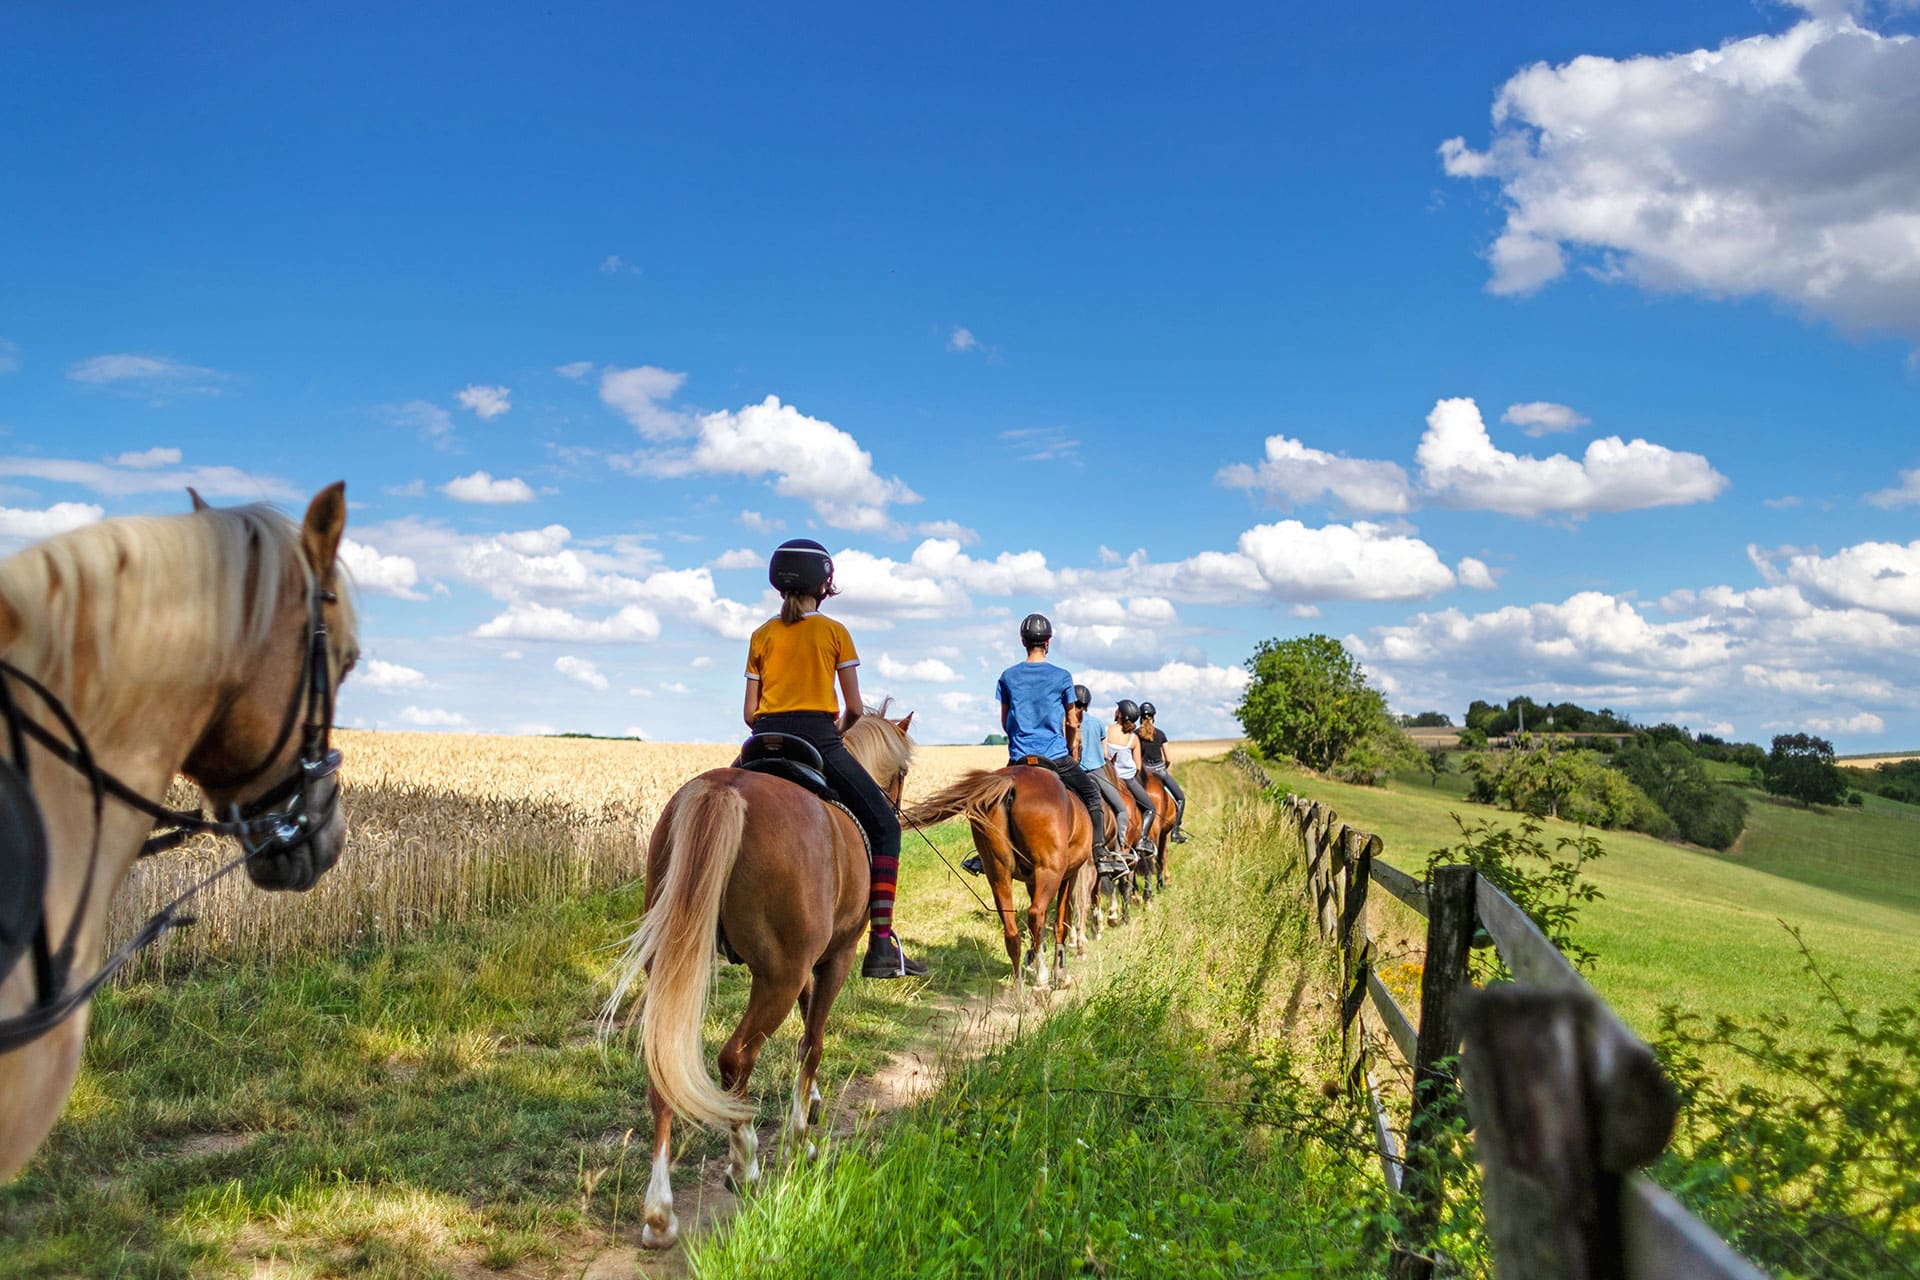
xmin=640 ymin=1212 xmax=679 ymax=1250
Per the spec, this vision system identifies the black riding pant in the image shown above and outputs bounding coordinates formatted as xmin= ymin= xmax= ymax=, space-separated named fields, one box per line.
xmin=1119 ymin=771 xmax=1155 ymax=838
xmin=751 ymin=711 xmax=901 ymax=864
xmin=1146 ymin=763 xmax=1185 ymax=829
xmin=1046 ymin=755 xmax=1105 ymax=852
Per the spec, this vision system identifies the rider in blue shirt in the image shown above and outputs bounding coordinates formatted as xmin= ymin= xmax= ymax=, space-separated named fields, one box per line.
xmin=1069 ymin=685 xmax=1127 ymax=871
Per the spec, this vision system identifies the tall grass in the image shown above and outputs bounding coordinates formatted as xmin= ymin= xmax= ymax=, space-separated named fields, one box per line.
xmin=690 ymin=762 xmax=1395 ymax=1278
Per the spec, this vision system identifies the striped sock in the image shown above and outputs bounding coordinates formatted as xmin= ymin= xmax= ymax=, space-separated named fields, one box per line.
xmin=869 ymin=851 xmax=898 ymax=939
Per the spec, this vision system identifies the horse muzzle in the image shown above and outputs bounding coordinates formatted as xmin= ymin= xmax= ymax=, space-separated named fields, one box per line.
xmin=239 ymin=751 xmax=344 ymax=892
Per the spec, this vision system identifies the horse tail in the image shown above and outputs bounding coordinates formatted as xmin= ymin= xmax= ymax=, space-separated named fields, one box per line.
xmin=602 ymin=778 xmax=754 ymax=1132
xmin=901 ymin=769 xmax=1016 ymax=830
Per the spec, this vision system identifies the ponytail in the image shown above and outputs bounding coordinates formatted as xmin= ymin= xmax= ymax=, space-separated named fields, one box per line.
xmin=780 ymin=593 xmax=810 ymax=625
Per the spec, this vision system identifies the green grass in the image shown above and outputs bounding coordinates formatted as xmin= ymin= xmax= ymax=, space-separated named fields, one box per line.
xmin=1249 ymin=754 xmax=1920 ymax=1076
xmin=690 ymin=762 xmax=1394 ymax=1279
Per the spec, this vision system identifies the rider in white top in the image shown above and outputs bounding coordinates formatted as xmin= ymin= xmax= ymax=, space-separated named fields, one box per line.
xmin=1103 ymin=700 xmax=1158 ymax=853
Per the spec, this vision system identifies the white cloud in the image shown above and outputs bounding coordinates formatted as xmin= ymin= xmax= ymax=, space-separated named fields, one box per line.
xmin=690 ymin=655 xmax=714 ymax=669
xmin=359 ymin=659 xmax=427 ymax=690
xmin=473 ymin=602 xmax=662 ymax=643
xmin=738 ymin=509 xmax=782 ymax=534
xmin=1415 ymin=398 xmax=1727 ymax=517
xmin=644 ymin=397 xmax=921 ymax=532
xmin=1071 ymin=661 xmax=1253 ymax=735
xmin=386 ymin=400 xmax=457 ymax=447
xmin=398 ymin=706 xmax=469 ymax=728
xmin=827 ymin=549 xmax=969 ymax=625
xmin=938 ymin=691 xmax=984 ymax=714
xmin=916 ymin=520 xmax=979 ymax=545
xmin=999 ymin=427 xmax=1079 ymax=463
xmin=601 ymin=365 xmax=689 ymax=439
xmin=1867 ymin=468 xmax=1920 ymax=508
xmin=1217 ymin=434 xmax=1413 ymax=514
xmin=0 ymin=501 xmax=105 ymax=542
xmin=1806 ymin=711 xmax=1885 ymax=735
xmin=455 ymin=384 xmax=511 ymax=419
xmin=948 ymin=326 xmax=980 ymax=352
xmin=0 ymin=454 xmax=299 ymax=501
xmin=1053 ymin=593 xmax=1179 ymax=628
xmin=877 ymin=653 xmax=963 ymax=683
xmin=630 ymin=566 xmax=762 ymax=640
xmin=909 ymin=538 xmax=1057 ymax=596
xmin=555 ymin=655 xmax=610 ymax=690
xmin=709 ymin=547 xmax=763 ymax=570
xmin=1757 ymin=538 xmax=1920 ymax=623
xmin=1501 ymin=402 xmax=1590 ymax=437
xmin=1111 ymin=520 xmax=1456 ymax=606
xmin=1457 ymin=557 xmax=1498 ymax=590
xmin=442 ymin=471 xmax=537 ymax=504
xmin=600 ymin=254 xmax=641 ymax=276
xmin=0 ymin=339 xmax=18 ymax=375
xmin=338 ymin=537 xmax=426 ymax=600
xmin=1441 ymin=13 xmax=1920 ymax=337
xmin=662 ymin=680 xmax=692 ymax=694
xmin=556 ymin=361 xmax=594 ymax=380
xmin=113 ymin=447 xmax=182 ymax=469
xmin=67 ymin=353 xmax=223 ymax=397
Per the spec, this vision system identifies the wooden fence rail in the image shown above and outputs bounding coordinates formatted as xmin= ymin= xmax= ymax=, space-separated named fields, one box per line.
xmin=1226 ymin=747 xmax=1768 ymax=1280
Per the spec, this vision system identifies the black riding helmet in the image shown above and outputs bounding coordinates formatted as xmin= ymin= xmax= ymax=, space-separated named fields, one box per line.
xmin=1072 ymin=684 xmax=1091 ymax=708
xmin=1019 ymin=613 xmax=1052 ymax=648
xmin=769 ymin=539 xmax=835 ymax=597
xmin=1139 ymin=701 xmax=1157 ymax=720
xmin=1115 ymin=698 xmax=1140 ymax=725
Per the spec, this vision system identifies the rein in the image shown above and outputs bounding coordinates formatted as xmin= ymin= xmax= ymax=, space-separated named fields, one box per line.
xmin=894 ymin=806 xmax=1014 ymax=924
xmin=0 ymin=585 xmax=342 ymax=1055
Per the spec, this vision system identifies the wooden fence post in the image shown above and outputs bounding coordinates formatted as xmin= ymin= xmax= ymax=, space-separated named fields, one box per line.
xmin=1456 ymin=987 xmax=1678 ymax=1280
xmin=1338 ymin=829 xmax=1379 ymax=1086
xmin=1390 ymin=864 xmax=1478 ymax=1280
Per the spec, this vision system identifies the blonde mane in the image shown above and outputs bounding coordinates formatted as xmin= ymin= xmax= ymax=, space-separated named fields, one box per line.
xmin=843 ymin=699 xmax=913 ymax=785
xmin=0 ymin=504 xmax=356 ymax=737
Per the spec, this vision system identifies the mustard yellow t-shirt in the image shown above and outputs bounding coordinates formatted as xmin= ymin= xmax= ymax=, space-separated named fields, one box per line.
xmin=745 ymin=613 xmax=859 ymax=716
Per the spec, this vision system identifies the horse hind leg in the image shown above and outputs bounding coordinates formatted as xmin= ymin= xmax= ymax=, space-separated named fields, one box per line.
xmin=641 ymin=1083 xmax=680 ymax=1249
xmin=717 ymin=971 xmax=806 ymax=1188
xmin=790 ymin=950 xmax=854 ymax=1159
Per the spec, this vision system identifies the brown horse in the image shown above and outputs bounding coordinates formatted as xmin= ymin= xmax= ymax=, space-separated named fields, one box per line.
xmin=1108 ymin=762 xmax=1176 ymax=902
xmin=601 ymin=708 xmax=914 ymax=1250
xmin=902 ymin=763 xmax=1090 ymax=991
xmin=0 ymin=486 xmax=358 ymax=1180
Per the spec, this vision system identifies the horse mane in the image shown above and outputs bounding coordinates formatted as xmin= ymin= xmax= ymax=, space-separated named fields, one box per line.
xmin=0 ymin=503 xmax=355 ymax=735
xmin=843 ymin=698 xmax=912 ymax=785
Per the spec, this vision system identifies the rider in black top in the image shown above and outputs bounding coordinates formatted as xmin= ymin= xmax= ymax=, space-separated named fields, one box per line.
xmin=1136 ymin=702 xmax=1188 ymax=842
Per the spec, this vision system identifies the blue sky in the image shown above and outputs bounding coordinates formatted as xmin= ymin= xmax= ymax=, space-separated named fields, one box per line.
xmin=3 ymin=0 xmax=1917 ymax=747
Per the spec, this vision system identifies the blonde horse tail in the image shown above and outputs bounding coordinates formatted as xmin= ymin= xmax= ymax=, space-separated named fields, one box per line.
xmin=902 ymin=769 xmax=1020 ymax=864
xmin=601 ymin=778 xmax=754 ymax=1132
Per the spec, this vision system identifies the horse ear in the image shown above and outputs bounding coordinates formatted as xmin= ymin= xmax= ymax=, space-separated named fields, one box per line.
xmin=301 ymin=482 xmax=348 ymax=588
xmin=187 ymin=487 xmax=211 ymax=512
xmin=895 ymin=711 xmax=914 ymax=733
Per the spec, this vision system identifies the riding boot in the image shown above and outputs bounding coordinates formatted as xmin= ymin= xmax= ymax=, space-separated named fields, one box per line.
xmin=961 ymin=853 xmax=984 ymax=876
xmin=862 ymin=932 xmax=927 ymax=978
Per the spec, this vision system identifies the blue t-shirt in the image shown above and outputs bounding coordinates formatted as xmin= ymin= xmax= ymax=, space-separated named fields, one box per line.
xmin=995 ymin=660 xmax=1075 ymax=761
xmin=1078 ymin=713 xmax=1107 ymax=771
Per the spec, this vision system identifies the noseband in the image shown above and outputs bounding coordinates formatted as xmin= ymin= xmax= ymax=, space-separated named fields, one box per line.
xmin=0 ymin=583 xmax=343 ymax=1054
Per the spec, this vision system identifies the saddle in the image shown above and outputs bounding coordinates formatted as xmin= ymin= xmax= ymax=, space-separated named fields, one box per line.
xmin=0 ymin=756 xmax=49 ymax=991
xmin=735 ymin=732 xmax=837 ymax=802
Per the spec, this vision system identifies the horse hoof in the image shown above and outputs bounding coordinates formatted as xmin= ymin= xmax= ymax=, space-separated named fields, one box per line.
xmin=641 ymin=1216 xmax=679 ymax=1250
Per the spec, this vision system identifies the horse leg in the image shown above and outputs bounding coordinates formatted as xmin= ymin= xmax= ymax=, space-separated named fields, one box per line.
xmin=640 ymin=1083 xmax=680 ymax=1249
xmin=1051 ymin=872 xmax=1074 ymax=985
xmin=988 ymin=869 xmax=1022 ymax=984
xmin=717 ymin=972 xmax=805 ymax=1188
xmin=1027 ymin=871 xmax=1057 ymax=991
xmin=792 ymin=950 xmax=854 ymax=1159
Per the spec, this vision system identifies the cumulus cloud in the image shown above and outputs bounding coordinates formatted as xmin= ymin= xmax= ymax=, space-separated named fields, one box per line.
xmin=0 ymin=453 xmax=299 ymax=501
xmin=555 ymin=655 xmax=610 ymax=690
xmin=948 ymin=326 xmax=980 ymax=352
xmin=442 ymin=471 xmax=536 ymax=504
xmin=359 ymin=659 xmax=427 ymax=690
xmin=1756 ymin=538 xmax=1920 ymax=622
xmin=877 ymin=653 xmax=963 ymax=683
xmin=1867 ymin=468 xmax=1920 ymax=508
xmin=113 ymin=447 xmax=182 ymax=469
xmin=643 ymin=397 xmax=921 ymax=532
xmin=456 ymin=384 xmax=511 ymax=419
xmin=1416 ymin=398 xmax=1727 ymax=517
xmin=909 ymin=538 xmax=1057 ymax=595
xmin=338 ymin=537 xmax=426 ymax=600
xmin=739 ymin=510 xmax=782 ymax=533
xmin=555 ymin=361 xmax=594 ymax=380
xmin=1217 ymin=434 xmax=1413 ymax=513
xmin=827 ymin=549 xmax=969 ymax=626
xmin=398 ymin=706 xmax=468 ymax=728
xmin=1806 ymin=711 xmax=1885 ymax=735
xmin=473 ymin=602 xmax=662 ymax=643
xmin=1071 ymin=661 xmax=1252 ymax=735
xmin=1457 ymin=557 xmax=1498 ymax=589
xmin=0 ymin=501 xmax=105 ymax=543
xmin=601 ymin=365 xmax=689 ymax=439
xmin=1441 ymin=13 xmax=1920 ymax=337
xmin=916 ymin=520 xmax=979 ymax=545
xmin=386 ymin=400 xmax=457 ymax=447
xmin=1501 ymin=402 xmax=1590 ymax=437
xmin=709 ymin=547 xmax=763 ymax=570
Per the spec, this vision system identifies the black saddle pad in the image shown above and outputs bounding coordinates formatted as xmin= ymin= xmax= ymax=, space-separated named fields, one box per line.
xmin=736 ymin=732 xmax=836 ymax=801
xmin=0 ymin=757 xmax=48 ymax=989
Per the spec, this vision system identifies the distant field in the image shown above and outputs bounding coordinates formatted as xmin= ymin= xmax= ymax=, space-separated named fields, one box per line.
xmin=1837 ymin=752 xmax=1920 ymax=768
xmin=1256 ymin=757 xmax=1920 ymax=1075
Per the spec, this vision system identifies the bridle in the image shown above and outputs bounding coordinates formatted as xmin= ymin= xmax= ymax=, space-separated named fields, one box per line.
xmin=0 ymin=581 xmax=344 ymax=1054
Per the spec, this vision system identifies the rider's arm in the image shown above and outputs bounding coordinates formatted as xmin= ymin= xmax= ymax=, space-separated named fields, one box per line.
xmin=837 ymin=665 xmax=863 ymax=732
xmin=742 ymin=678 xmax=760 ymax=728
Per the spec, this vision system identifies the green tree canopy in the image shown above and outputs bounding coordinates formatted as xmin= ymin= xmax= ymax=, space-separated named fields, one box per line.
xmin=1763 ymin=732 xmax=1846 ymax=807
xmin=1236 ymin=634 xmax=1393 ymax=773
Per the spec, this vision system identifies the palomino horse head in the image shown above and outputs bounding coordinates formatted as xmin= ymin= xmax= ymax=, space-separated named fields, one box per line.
xmin=178 ymin=484 xmax=359 ymax=890
xmin=843 ymin=700 xmax=915 ymax=807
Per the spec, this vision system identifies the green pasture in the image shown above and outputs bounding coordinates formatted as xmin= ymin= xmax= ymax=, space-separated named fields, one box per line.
xmin=1299 ymin=757 xmax=1920 ymax=1071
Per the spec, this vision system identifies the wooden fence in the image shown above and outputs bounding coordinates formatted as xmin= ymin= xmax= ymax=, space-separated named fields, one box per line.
xmin=1227 ymin=748 xmax=1769 ymax=1280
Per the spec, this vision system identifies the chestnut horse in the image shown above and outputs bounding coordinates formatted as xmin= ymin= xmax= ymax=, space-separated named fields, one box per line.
xmin=0 ymin=486 xmax=358 ymax=1180
xmin=601 ymin=708 xmax=914 ymax=1250
xmin=1108 ymin=762 xmax=1176 ymax=901
xmin=902 ymin=763 xmax=1090 ymax=991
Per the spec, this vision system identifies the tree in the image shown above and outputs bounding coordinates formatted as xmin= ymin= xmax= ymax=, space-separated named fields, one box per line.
xmin=1762 ymin=733 xmax=1846 ymax=807
xmin=1399 ymin=710 xmax=1454 ymax=728
xmin=1236 ymin=634 xmax=1392 ymax=773
xmin=1614 ymin=739 xmax=1748 ymax=850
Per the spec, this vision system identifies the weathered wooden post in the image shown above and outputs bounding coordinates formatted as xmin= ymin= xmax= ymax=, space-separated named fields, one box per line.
xmin=1338 ymin=828 xmax=1379 ymax=1085
xmin=1390 ymin=864 xmax=1478 ymax=1280
xmin=1456 ymin=988 xmax=1678 ymax=1280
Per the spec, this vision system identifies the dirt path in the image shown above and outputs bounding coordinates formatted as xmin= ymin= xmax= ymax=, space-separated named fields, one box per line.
xmin=555 ymin=976 xmax=1049 ymax=1279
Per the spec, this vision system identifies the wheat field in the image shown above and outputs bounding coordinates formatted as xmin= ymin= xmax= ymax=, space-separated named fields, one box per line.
xmin=103 ymin=729 xmax=1031 ymax=979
